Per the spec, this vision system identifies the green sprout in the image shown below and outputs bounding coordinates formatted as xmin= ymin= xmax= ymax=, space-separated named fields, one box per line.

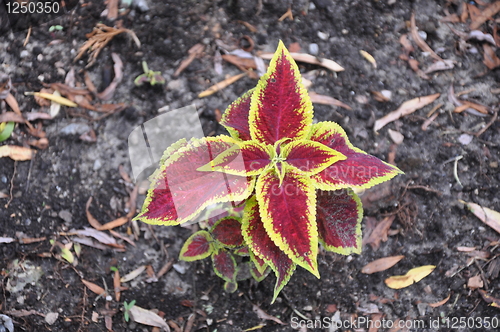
xmin=0 ymin=121 xmax=15 ymax=142
xmin=123 ymin=300 xmax=136 ymax=322
xmin=134 ymin=61 xmax=165 ymax=86
xmin=49 ymin=25 xmax=64 ymax=32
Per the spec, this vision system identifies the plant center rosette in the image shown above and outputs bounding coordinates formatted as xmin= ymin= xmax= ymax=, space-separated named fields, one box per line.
xmin=135 ymin=41 xmax=402 ymax=302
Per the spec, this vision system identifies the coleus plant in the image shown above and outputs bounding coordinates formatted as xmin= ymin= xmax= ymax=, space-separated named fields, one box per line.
xmin=135 ymin=41 xmax=402 ymax=302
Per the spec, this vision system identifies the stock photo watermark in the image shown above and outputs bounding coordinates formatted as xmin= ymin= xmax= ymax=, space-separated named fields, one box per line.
xmin=0 ymin=0 xmax=78 ymax=37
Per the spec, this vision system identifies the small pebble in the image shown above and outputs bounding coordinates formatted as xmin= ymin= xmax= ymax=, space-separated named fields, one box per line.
xmin=317 ymin=31 xmax=329 ymax=40
xmin=20 ymin=50 xmax=29 ymax=58
xmin=308 ymin=43 xmax=319 ymax=55
xmin=133 ymin=0 xmax=149 ymax=12
xmin=59 ymin=123 xmax=91 ymax=135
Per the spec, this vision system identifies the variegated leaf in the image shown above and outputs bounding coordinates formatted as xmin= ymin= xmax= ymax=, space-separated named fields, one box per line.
xmin=212 ymin=248 xmax=237 ymax=283
xmin=316 ymin=189 xmax=362 ymax=254
xmin=211 ymin=217 xmax=244 ymax=248
xmin=241 ymin=196 xmax=296 ymax=302
xmin=135 ymin=136 xmax=253 ymax=225
xmin=249 ymin=41 xmax=313 ymax=145
xmin=179 ymin=231 xmax=214 ymax=261
xmin=309 ymin=122 xmax=402 ymax=190
xmin=282 ymin=140 xmax=346 ymax=175
xmin=220 ymin=89 xmax=254 ymax=141
xmin=256 ymin=167 xmax=319 ymax=277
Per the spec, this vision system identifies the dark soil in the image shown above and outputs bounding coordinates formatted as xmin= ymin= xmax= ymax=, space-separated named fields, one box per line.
xmin=1 ymin=0 xmax=500 ymax=331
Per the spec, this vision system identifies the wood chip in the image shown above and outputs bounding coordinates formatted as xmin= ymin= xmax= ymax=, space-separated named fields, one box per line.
xmin=361 ymin=255 xmax=405 ymax=274
xmin=468 ymin=275 xmax=484 ymax=289
xmin=374 ymin=93 xmax=440 ymax=132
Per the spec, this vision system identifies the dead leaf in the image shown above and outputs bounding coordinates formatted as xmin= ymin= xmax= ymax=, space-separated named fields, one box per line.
xmin=86 ymin=197 xmax=104 ymax=230
xmin=128 ymin=305 xmax=170 ymax=330
xmin=0 ymin=112 xmax=25 ymax=123
xmin=423 ymin=60 xmax=456 ymax=74
xmin=97 ymin=53 xmax=123 ymax=101
xmin=80 ymin=129 xmax=97 ymax=143
xmin=470 ymin=1 xmax=500 ymax=30
xmin=0 ymin=145 xmax=34 ymax=161
xmin=360 ymin=50 xmax=377 ymax=68
xmin=478 ymin=289 xmax=500 ymax=307
xmin=468 ymin=275 xmax=484 ymax=289
xmin=252 ymin=304 xmax=286 ymax=325
xmin=107 ymin=0 xmax=118 ymax=20
xmin=28 ymin=137 xmax=49 ymax=150
xmin=26 ymin=92 xmax=78 ymax=107
xmin=121 ymin=265 xmax=147 ymax=283
xmin=81 ymin=279 xmax=106 ymax=296
xmin=24 ymin=112 xmax=52 ymax=121
xmin=467 ymin=30 xmax=496 ymax=45
xmin=174 ymin=43 xmax=204 ymax=77
xmin=361 ymin=255 xmax=405 ymax=274
xmin=50 ymin=91 xmax=62 ymax=118
xmin=5 ymin=93 xmax=22 ymax=115
xmin=74 ymin=227 xmax=124 ymax=249
xmin=411 ymin=13 xmax=443 ymax=61
xmin=399 ymin=34 xmax=415 ymax=55
xmin=460 ymin=200 xmax=500 ymax=234
xmin=237 ymin=20 xmax=258 ymax=33
xmin=308 ymin=92 xmax=352 ymax=110
xmin=259 ymin=52 xmax=344 ymax=72
xmin=483 ymin=44 xmax=500 ymax=69
xmin=385 ymin=265 xmax=436 ymax=289
xmin=99 ymin=216 xmax=129 ymax=231
xmin=222 ymin=54 xmax=257 ymax=70
xmin=278 ymin=7 xmax=293 ymax=22
xmin=84 ymin=71 xmax=98 ymax=94
xmin=373 ymin=93 xmax=440 ymax=132
xmin=198 ymin=73 xmax=247 ymax=98
xmin=428 ymin=294 xmax=451 ymax=308
xmin=363 ymin=216 xmax=395 ymax=251
xmin=114 ymin=270 xmax=121 ymax=301
xmin=75 ymin=23 xmax=140 ymax=67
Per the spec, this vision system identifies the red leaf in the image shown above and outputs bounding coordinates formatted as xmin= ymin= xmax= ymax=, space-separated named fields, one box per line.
xmin=220 ymin=89 xmax=253 ymax=141
xmin=197 ymin=141 xmax=271 ymax=176
xmin=136 ymin=137 xmax=253 ymax=225
xmin=316 ymin=189 xmax=362 ymax=254
xmin=249 ymin=41 xmax=313 ymax=145
xmin=310 ymin=122 xmax=402 ymax=190
xmin=250 ymin=261 xmax=271 ymax=282
xmin=256 ymin=168 xmax=318 ymax=277
xmin=212 ymin=249 xmax=237 ymax=282
xmin=211 ymin=217 xmax=244 ymax=247
xmin=282 ymin=140 xmax=346 ymax=175
xmin=242 ymin=196 xmax=296 ymax=302
xmin=179 ymin=231 xmax=214 ymax=261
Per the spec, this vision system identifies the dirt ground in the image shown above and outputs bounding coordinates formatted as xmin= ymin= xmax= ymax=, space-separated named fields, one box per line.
xmin=1 ymin=0 xmax=500 ymax=331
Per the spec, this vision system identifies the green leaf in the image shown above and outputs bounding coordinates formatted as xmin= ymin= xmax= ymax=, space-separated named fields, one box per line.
xmin=0 ymin=122 xmax=15 ymax=142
